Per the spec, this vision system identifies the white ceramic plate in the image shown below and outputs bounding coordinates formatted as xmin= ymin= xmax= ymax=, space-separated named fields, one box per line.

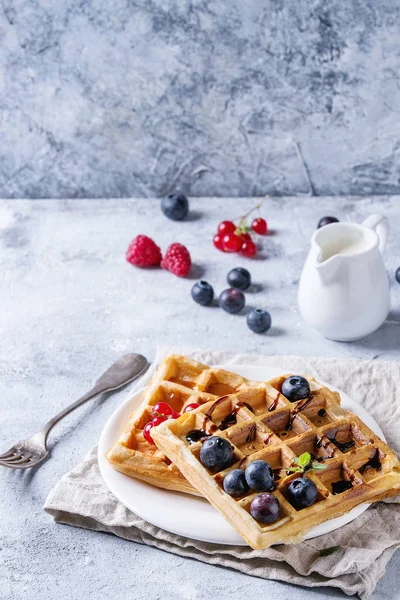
xmin=98 ymin=364 xmax=386 ymax=546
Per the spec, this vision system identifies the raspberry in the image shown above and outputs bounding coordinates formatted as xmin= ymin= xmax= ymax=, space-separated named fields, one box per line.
xmin=126 ymin=235 xmax=162 ymax=267
xmin=161 ymin=243 xmax=191 ymax=277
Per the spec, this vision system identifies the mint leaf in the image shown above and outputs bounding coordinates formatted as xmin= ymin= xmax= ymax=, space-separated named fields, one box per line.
xmin=288 ymin=454 xmax=328 ymax=475
xmin=319 ymin=546 xmax=341 ymax=557
xmin=297 ymin=452 xmax=312 ymax=468
xmin=286 ymin=466 xmax=302 ymax=473
xmin=311 ymin=462 xmax=328 ymax=471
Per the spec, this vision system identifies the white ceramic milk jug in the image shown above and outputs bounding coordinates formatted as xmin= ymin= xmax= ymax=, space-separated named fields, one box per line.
xmin=298 ymin=215 xmax=390 ymax=341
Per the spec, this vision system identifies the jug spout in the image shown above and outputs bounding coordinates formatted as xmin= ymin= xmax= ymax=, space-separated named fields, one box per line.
xmin=311 ymin=220 xmax=369 ymax=284
xmin=315 ymin=252 xmax=343 ymax=284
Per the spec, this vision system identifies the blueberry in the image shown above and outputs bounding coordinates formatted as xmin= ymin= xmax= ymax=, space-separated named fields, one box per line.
xmin=219 ymin=288 xmax=245 ymax=314
xmin=191 ymin=281 xmax=214 ymax=306
xmin=395 ymin=267 xmax=400 ymax=284
xmin=281 ymin=375 xmax=310 ymax=402
xmin=318 ymin=216 xmax=339 ymax=228
xmin=287 ymin=477 xmax=318 ymax=509
xmin=223 ymin=469 xmax=249 ymax=497
xmin=247 ymin=309 xmax=271 ymax=334
xmin=250 ymin=493 xmax=280 ymax=524
xmin=245 ymin=460 xmax=275 ymax=491
xmin=161 ymin=194 xmax=189 ymax=221
xmin=199 ymin=436 xmax=234 ymax=472
xmin=227 ymin=267 xmax=251 ymax=291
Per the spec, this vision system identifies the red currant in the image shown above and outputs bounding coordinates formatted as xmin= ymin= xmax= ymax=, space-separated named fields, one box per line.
xmin=242 ymin=240 xmax=257 ymax=257
xmin=223 ymin=233 xmax=243 ymax=252
xmin=251 ymin=217 xmax=268 ymax=235
xmin=183 ymin=403 xmax=201 ymax=413
xmin=168 ymin=411 xmax=181 ymax=419
xmin=152 ymin=402 xmax=173 ymax=416
xmin=152 ymin=415 xmax=167 ymax=426
xmin=218 ymin=221 xmax=236 ymax=235
xmin=213 ymin=233 xmax=225 ymax=252
xmin=240 ymin=232 xmax=252 ymax=243
xmin=143 ymin=421 xmax=155 ymax=445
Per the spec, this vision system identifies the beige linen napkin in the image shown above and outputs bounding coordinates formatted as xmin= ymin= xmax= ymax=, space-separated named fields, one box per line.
xmin=44 ymin=347 xmax=400 ymax=600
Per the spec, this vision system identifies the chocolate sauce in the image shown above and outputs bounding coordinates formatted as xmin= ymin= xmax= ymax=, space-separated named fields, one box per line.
xmin=359 ymin=449 xmax=382 ymax=474
xmin=240 ymin=402 xmax=254 ymax=413
xmin=205 ymin=395 xmax=230 ymax=419
xmin=186 ymin=429 xmax=210 ymax=444
xmin=245 ymin=423 xmax=256 ymax=443
xmin=295 ymin=396 xmax=314 ymax=413
xmin=218 ymin=402 xmax=254 ymax=431
xmin=327 ymin=434 xmax=355 ymax=453
xmin=318 ymin=409 xmax=327 ymax=417
xmin=273 ymin=468 xmax=282 ymax=481
xmin=264 ymin=433 xmax=272 ymax=444
xmin=285 ymin=396 xmax=314 ymax=431
xmin=332 ymin=480 xmax=353 ymax=495
xmin=268 ymin=393 xmax=281 ymax=412
xmin=219 ymin=412 xmax=237 ymax=430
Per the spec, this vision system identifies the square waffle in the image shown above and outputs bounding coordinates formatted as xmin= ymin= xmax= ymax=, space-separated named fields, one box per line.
xmin=106 ymin=354 xmax=257 ymax=495
xmin=152 ymin=376 xmax=400 ymax=549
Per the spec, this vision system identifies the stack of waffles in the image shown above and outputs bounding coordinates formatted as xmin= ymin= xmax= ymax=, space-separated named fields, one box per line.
xmin=106 ymin=354 xmax=258 ymax=495
xmin=107 ymin=354 xmax=400 ymax=549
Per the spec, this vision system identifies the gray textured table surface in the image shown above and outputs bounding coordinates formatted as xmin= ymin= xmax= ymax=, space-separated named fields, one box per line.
xmin=1 ymin=197 xmax=399 ymax=600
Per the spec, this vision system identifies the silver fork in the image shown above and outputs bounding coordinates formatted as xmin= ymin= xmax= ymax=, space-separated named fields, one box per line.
xmin=0 ymin=353 xmax=148 ymax=470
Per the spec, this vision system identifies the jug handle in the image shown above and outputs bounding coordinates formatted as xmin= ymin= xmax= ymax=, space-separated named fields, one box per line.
xmin=362 ymin=214 xmax=389 ymax=253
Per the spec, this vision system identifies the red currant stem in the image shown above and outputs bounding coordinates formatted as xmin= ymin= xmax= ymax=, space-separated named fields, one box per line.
xmin=231 ymin=196 xmax=268 ymax=222
xmin=235 ymin=219 xmax=250 ymax=234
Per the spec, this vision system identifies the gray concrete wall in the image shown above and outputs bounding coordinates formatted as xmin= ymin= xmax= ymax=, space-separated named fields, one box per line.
xmin=1 ymin=1 xmax=400 ymax=198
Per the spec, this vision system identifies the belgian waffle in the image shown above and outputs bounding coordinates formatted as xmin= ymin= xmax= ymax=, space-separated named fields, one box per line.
xmin=106 ymin=354 xmax=257 ymax=495
xmin=152 ymin=376 xmax=400 ymax=549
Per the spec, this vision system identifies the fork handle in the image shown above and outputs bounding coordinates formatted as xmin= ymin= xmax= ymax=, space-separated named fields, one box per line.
xmin=42 ymin=384 xmax=110 ymax=438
